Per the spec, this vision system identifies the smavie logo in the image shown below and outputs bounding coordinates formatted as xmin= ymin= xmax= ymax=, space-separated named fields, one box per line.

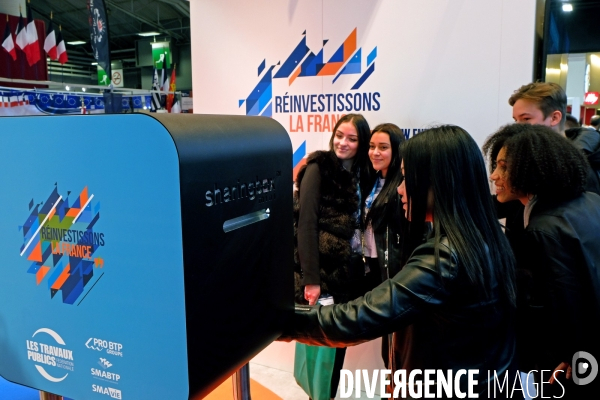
xmin=19 ymin=185 xmax=106 ymax=305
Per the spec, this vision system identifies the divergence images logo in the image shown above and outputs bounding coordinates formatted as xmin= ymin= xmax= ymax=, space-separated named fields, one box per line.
xmin=19 ymin=185 xmax=106 ymax=305
xmin=573 ymin=351 xmax=598 ymax=386
xmin=240 ymin=28 xmax=378 ymax=117
xmin=26 ymin=328 xmax=74 ymax=382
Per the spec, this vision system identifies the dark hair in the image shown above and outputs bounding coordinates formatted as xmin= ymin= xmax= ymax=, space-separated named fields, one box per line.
xmin=401 ymin=125 xmax=516 ymax=306
xmin=508 ymin=82 xmax=567 ymax=130
xmin=365 ymin=123 xmax=405 ymax=232
xmin=328 ymin=114 xmax=371 ymax=174
xmin=591 ymin=115 xmax=600 ymax=129
xmin=565 ymin=114 xmax=580 ymax=130
xmin=483 ymin=123 xmax=588 ymax=202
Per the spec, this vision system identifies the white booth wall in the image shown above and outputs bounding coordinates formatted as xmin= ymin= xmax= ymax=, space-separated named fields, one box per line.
xmin=189 ymin=0 xmax=536 ymax=391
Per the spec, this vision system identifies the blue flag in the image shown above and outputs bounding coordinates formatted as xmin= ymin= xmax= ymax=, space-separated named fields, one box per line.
xmin=88 ymin=0 xmax=111 ymax=77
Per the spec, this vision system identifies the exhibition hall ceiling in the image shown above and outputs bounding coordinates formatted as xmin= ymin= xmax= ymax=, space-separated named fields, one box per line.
xmin=29 ymin=0 xmax=190 ymax=60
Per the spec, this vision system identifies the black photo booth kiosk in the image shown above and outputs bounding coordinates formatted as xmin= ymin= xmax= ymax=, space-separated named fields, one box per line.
xmin=0 ymin=114 xmax=294 ymax=399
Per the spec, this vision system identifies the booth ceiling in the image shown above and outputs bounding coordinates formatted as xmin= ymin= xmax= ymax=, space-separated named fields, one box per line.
xmin=30 ymin=0 xmax=190 ymax=58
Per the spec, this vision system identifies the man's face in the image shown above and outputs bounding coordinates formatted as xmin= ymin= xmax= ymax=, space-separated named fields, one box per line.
xmin=512 ymin=98 xmax=561 ymax=131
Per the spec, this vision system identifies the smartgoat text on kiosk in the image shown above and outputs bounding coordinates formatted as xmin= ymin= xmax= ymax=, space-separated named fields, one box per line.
xmin=0 ymin=113 xmax=294 ymax=399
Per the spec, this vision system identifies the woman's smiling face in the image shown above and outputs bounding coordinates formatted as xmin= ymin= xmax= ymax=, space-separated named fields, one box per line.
xmin=490 ymin=146 xmax=528 ymax=204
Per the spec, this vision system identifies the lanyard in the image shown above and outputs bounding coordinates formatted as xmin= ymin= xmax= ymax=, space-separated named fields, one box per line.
xmin=365 ymin=177 xmax=381 ymax=210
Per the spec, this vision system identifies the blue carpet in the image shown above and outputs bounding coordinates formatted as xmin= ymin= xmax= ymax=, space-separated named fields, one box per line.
xmin=0 ymin=376 xmax=74 ymax=400
xmin=0 ymin=376 xmax=39 ymax=400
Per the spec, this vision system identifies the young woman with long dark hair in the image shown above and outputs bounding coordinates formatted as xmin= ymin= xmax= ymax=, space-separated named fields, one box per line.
xmin=362 ymin=123 xmax=407 ymax=290
xmin=285 ymin=125 xmax=518 ymax=397
xmin=293 ymin=113 xmax=371 ymax=400
xmin=361 ymin=123 xmax=408 ymax=374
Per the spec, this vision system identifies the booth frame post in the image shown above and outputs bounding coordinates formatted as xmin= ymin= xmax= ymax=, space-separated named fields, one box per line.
xmin=232 ymin=363 xmax=251 ymax=400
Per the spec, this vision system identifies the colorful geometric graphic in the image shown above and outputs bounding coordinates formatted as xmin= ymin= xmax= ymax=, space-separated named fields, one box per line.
xmin=293 ymin=141 xmax=307 ymax=180
xmin=239 ymin=28 xmax=378 ymax=118
xmin=19 ymin=185 xmax=104 ymax=305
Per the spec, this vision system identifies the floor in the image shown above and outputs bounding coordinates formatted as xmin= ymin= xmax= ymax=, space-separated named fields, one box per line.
xmin=249 ymin=361 xmax=379 ymax=400
xmin=0 ymin=362 xmax=377 ymax=399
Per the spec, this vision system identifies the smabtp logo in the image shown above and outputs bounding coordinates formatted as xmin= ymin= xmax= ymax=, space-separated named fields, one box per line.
xmin=572 ymin=351 xmax=598 ymax=386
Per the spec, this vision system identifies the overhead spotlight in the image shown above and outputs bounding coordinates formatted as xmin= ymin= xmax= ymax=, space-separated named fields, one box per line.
xmin=82 ymin=87 xmax=86 ymax=92
xmin=65 ymin=85 xmax=70 ymax=91
xmin=138 ymin=32 xmax=161 ymax=37
xmin=562 ymin=4 xmax=573 ymax=12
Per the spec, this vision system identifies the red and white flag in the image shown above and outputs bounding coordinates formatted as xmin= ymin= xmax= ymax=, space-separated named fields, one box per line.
xmin=2 ymin=18 xmax=17 ymax=61
xmin=166 ymin=65 xmax=177 ymax=112
xmin=171 ymin=95 xmax=182 ymax=114
xmin=56 ymin=27 xmax=67 ymax=64
xmin=15 ymin=12 xmax=28 ymax=53
xmin=44 ymin=18 xmax=57 ymax=60
xmin=25 ymin=4 xmax=41 ymax=66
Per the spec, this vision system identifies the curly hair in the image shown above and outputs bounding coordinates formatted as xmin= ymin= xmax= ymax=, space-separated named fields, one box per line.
xmin=483 ymin=124 xmax=588 ymax=202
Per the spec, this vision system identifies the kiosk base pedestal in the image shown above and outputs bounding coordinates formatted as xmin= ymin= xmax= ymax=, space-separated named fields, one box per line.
xmin=232 ymin=363 xmax=251 ymax=400
xmin=39 ymin=391 xmax=63 ymax=400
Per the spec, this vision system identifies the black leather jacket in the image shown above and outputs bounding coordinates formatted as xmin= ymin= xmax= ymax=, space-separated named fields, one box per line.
xmin=282 ymin=236 xmax=517 ymax=394
xmin=370 ymin=192 xmax=406 ymax=280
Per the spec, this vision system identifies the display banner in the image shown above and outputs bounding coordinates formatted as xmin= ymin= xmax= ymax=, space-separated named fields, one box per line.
xmin=191 ymin=0 xmax=536 ymax=176
xmin=88 ymin=0 xmax=111 ymax=77
xmin=0 ymin=115 xmax=189 ymax=399
xmin=190 ymin=0 xmax=537 ymax=393
xmin=0 ymin=87 xmax=152 ymax=115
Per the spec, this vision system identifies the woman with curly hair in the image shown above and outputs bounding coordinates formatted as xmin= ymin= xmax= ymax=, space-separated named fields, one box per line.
xmin=484 ymin=123 xmax=600 ymax=398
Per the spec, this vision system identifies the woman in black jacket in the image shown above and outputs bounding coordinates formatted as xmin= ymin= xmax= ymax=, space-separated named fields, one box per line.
xmin=294 ymin=113 xmax=371 ymax=399
xmin=362 ymin=123 xmax=408 ymax=372
xmin=363 ymin=123 xmax=407 ymax=290
xmin=284 ymin=125 xmax=518 ymax=398
xmin=484 ymin=123 xmax=600 ymax=399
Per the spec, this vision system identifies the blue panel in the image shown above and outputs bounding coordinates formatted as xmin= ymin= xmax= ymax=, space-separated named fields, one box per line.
xmin=246 ymin=66 xmax=274 ymax=115
xmin=258 ymin=59 xmax=266 ymax=76
xmin=299 ymin=50 xmax=324 ymax=77
xmin=367 ymin=46 xmax=377 ymax=66
xmin=351 ymin=62 xmax=375 ymax=90
xmin=332 ymin=49 xmax=362 ymax=84
xmin=0 ymin=114 xmax=188 ymax=399
xmin=274 ymin=37 xmax=309 ymax=78
xmin=47 ymin=261 xmax=66 ymax=290
xmin=293 ymin=141 xmax=306 ymax=167
xmin=260 ymin=102 xmax=272 ymax=118
xmin=27 ymin=262 xmax=40 ymax=274
xmin=258 ymin=84 xmax=272 ymax=112
xmin=328 ymin=43 xmax=345 ymax=63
